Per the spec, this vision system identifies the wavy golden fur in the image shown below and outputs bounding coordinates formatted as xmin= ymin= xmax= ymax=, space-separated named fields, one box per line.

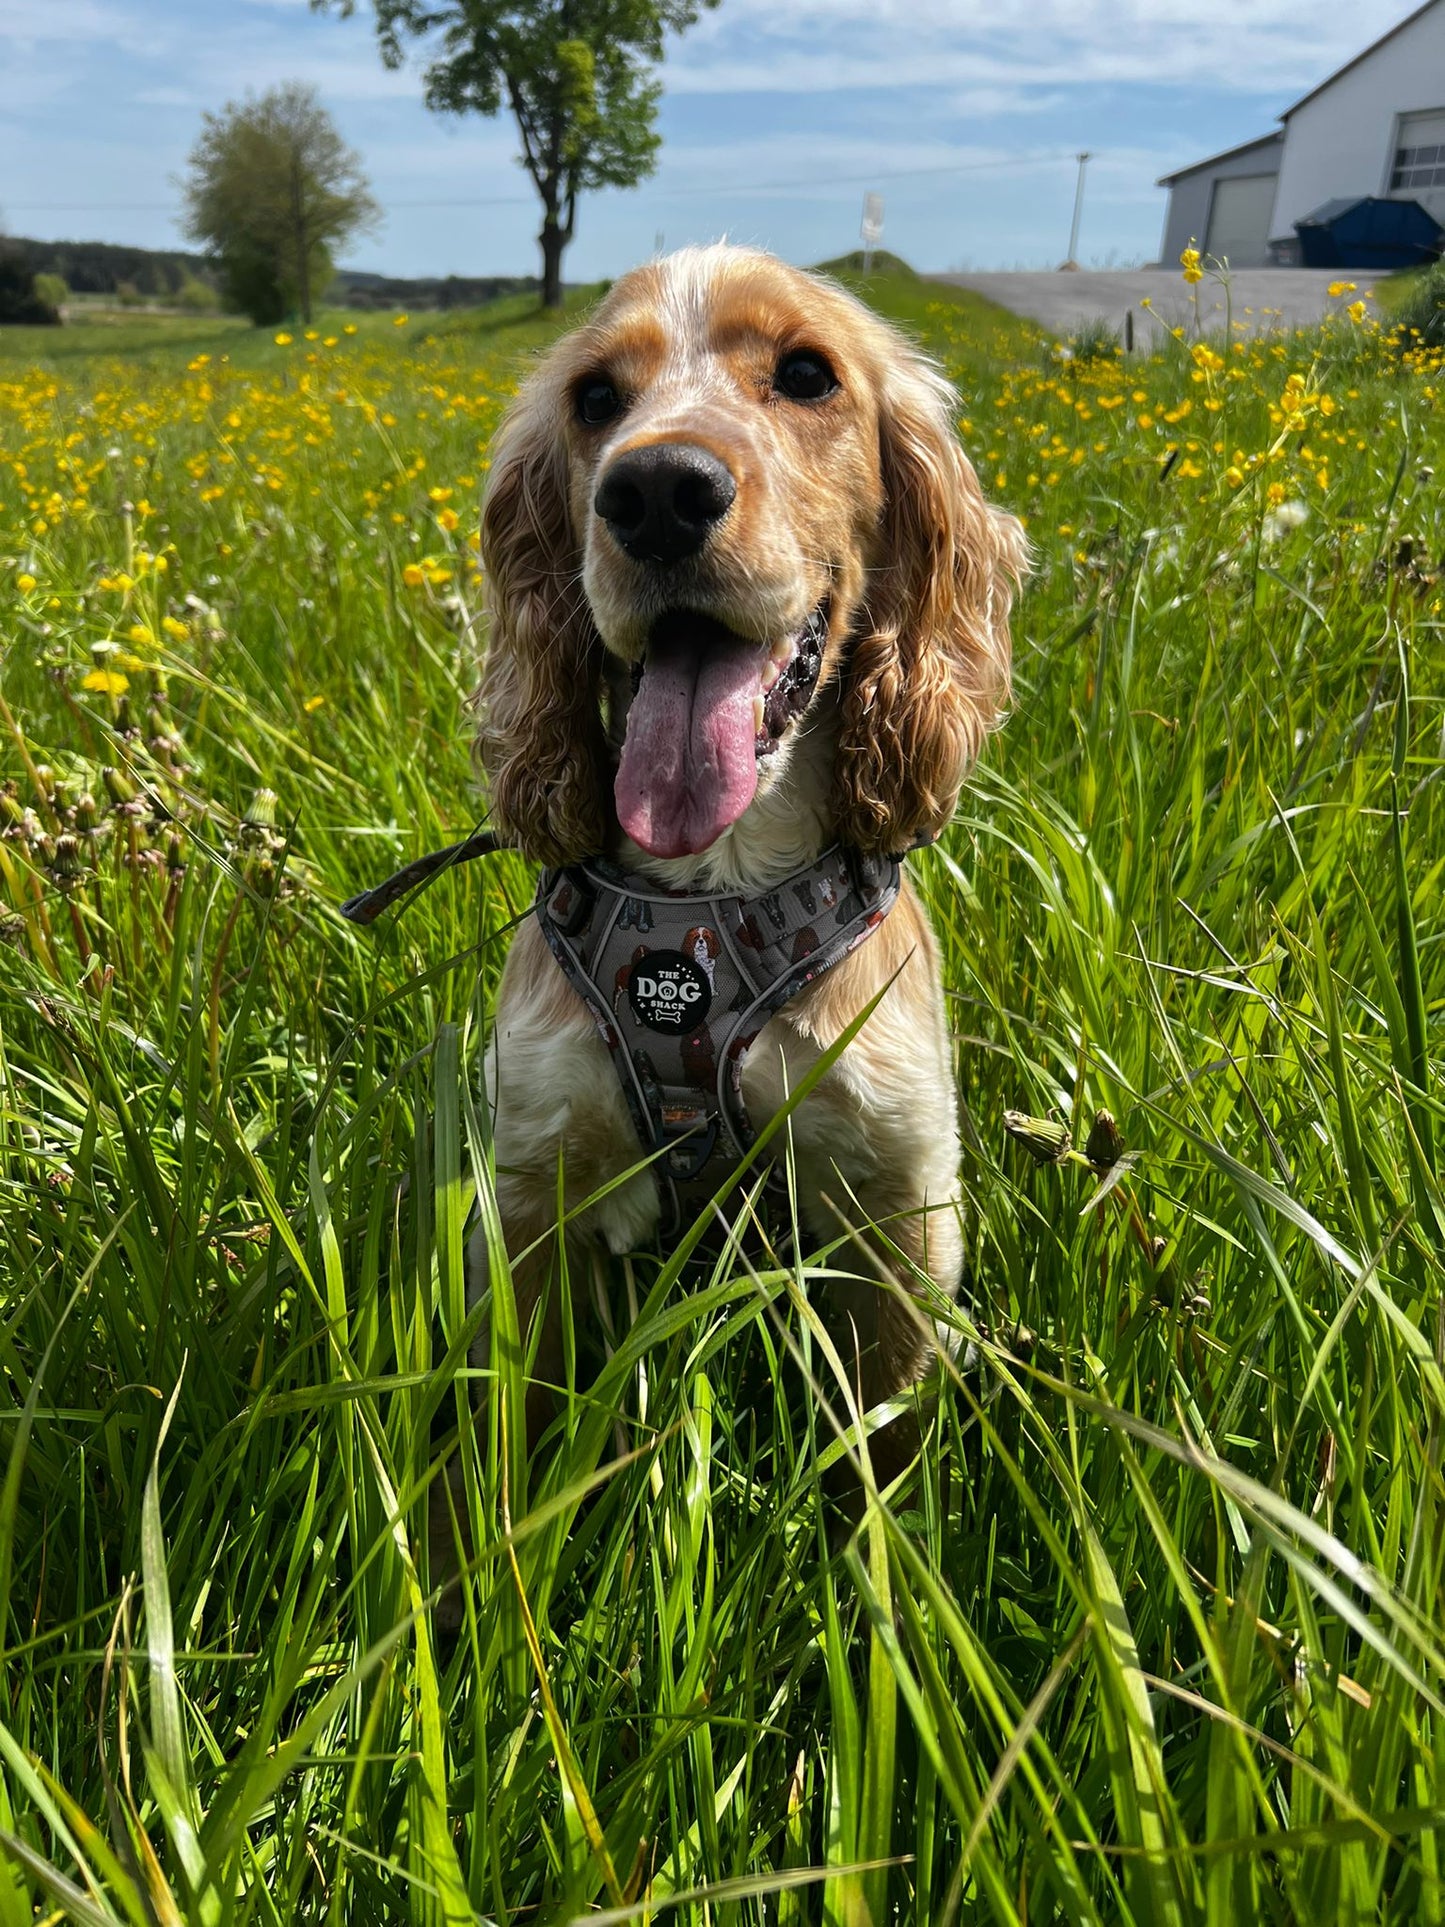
xmin=836 ymin=355 xmax=1024 ymax=853
xmin=474 ymin=387 xmax=610 ymax=866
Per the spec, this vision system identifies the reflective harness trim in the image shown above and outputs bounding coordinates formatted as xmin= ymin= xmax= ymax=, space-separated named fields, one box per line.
xmin=534 ymin=846 xmax=900 ymax=1234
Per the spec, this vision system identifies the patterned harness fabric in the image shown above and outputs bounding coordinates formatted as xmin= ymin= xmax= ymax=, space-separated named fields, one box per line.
xmin=534 ymin=846 xmax=901 ymax=1235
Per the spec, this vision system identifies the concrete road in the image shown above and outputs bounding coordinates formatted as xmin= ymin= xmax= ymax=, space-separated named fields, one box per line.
xmin=930 ymin=267 xmax=1370 ymax=338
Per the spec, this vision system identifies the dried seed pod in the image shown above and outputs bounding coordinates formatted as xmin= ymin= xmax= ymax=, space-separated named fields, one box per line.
xmin=244 ymin=788 xmax=280 ymax=831
xmin=1085 ymin=1109 xmax=1126 ymax=1171
xmin=101 ymin=766 xmax=136 ymax=806
xmin=1002 ymin=1110 xmax=1073 ymax=1165
xmin=49 ymin=833 xmax=87 ymax=888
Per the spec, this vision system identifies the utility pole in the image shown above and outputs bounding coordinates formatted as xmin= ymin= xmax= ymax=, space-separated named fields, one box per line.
xmin=1062 ymin=151 xmax=1091 ymax=270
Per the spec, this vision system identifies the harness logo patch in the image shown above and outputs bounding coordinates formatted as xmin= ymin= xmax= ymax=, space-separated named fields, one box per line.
xmin=627 ymin=949 xmax=712 ymax=1034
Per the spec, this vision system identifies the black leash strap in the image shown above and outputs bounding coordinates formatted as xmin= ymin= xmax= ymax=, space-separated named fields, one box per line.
xmin=339 ymin=826 xmax=503 ymax=925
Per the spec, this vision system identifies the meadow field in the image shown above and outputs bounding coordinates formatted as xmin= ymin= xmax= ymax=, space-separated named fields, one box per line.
xmin=0 ymin=263 xmax=1442 ymax=1923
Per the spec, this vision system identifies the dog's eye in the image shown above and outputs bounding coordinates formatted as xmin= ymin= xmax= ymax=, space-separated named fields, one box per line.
xmin=774 ymin=350 xmax=838 ymax=402
xmin=576 ymin=377 xmax=622 ymax=427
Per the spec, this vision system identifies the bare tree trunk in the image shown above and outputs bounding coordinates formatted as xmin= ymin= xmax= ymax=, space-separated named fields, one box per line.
xmin=540 ymin=214 xmax=566 ymax=310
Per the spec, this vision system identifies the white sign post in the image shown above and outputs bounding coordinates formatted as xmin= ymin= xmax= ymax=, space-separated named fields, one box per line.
xmin=861 ymin=192 xmax=884 ymax=273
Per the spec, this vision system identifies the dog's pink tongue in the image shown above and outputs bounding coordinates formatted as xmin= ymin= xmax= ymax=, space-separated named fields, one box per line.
xmin=616 ymin=626 xmax=762 ymax=857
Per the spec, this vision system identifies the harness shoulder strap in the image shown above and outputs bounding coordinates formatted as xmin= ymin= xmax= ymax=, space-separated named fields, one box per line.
xmin=712 ymin=847 xmax=901 ymax=1154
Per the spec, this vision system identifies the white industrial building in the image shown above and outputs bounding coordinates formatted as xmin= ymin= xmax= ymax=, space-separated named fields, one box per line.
xmin=1158 ymin=0 xmax=1445 ymax=266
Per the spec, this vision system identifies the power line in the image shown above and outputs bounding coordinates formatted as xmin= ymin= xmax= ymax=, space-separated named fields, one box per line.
xmin=5 ymin=149 xmax=1081 ymax=215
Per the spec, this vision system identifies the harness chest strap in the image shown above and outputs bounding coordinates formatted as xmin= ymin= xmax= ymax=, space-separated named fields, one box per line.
xmin=534 ymin=846 xmax=901 ymax=1234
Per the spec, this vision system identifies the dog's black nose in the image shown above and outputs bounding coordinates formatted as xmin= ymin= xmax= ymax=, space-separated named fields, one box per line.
xmin=594 ymin=443 xmax=737 ymax=566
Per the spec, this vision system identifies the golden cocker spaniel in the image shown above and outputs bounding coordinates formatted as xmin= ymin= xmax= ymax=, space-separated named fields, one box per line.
xmin=471 ymin=243 xmax=1026 ymax=1430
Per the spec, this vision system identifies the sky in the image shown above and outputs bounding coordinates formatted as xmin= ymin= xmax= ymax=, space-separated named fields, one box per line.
xmin=0 ymin=1 xmax=1429 ymax=281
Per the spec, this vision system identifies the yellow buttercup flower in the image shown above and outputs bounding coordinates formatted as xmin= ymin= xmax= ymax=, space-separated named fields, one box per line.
xmin=402 ymin=562 xmax=426 ymax=588
xmin=1180 ymin=245 xmax=1204 ymax=285
xmin=82 ymin=668 xmax=129 ymax=695
xmin=16 ymin=572 xmax=36 ymax=592
xmin=275 ymin=332 xmax=294 ymax=346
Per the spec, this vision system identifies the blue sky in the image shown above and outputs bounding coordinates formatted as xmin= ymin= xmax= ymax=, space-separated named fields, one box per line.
xmin=0 ymin=1 xmax=1424 ymax=279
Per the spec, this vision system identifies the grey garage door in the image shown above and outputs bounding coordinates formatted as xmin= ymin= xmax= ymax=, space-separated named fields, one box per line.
xmin=1205 ymin=173 xmax=1277 ymax=267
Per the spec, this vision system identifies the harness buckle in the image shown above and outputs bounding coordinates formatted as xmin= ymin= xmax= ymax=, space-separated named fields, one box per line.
xmin=660 ymin=1105 xmax=719 ymax=1182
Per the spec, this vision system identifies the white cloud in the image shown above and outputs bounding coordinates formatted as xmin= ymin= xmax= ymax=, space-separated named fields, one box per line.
xmin=665 ymin=0 xmax=1418 ymax=97
xmin=0 ymin=0 xmax=134 ymax=38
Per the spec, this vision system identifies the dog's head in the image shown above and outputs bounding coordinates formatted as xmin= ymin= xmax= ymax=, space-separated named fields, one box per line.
xmin=476 ymin=244 xmax=1027 ymax=865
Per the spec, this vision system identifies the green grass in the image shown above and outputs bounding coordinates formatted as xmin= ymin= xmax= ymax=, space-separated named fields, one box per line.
xmin=0 ymin=287 xmax=604 ymax=369
xmin=0 ymin=269 xmax=1443 ymax=1922
xmin=0 ymin=309 xmax=252 ymax=363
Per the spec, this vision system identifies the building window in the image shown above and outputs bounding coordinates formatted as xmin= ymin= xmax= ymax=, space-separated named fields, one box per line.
xmin=1391 ymin=150 xmax=1445 ymax=189
xmin=1392 ymin=112 xmax=1445 ymax=190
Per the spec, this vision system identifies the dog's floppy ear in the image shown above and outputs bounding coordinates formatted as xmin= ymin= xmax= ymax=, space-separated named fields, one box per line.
xmin=834 ymin=354 xmax=1027 ymax=856
xmin=475 ymin=379 xmax=610 ymax=864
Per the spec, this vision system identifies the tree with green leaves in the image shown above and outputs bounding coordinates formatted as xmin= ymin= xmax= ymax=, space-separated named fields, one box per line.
xmin=316 ymin=0 xmax=717 ymax=308
xmin=0 ymin=248 xmax=59 ymax=326
xmin=182 ymin=84 xmax=380 ymax=326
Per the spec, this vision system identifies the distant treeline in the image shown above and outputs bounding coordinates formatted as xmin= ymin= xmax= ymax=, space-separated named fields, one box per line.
xmin=5 ymin=237 xmax=542 ymax=310
xmin=338 ymin=270 xmax=541 ymax=309
xmin=5 ymin=237 xmax=216 ymax=298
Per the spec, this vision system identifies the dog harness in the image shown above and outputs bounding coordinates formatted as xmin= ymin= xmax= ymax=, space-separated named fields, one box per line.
xmin=534 ymin=847 xmax=900 ymax=1234
xmin=340 ymin=830 xmax=901 ymax=1237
